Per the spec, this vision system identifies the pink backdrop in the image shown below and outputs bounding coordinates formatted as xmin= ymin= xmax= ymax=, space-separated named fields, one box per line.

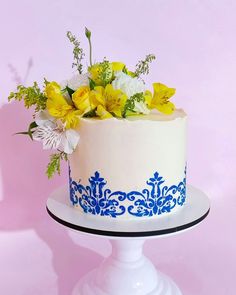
xmin=1 ymin=0 xmax=236 ymax=294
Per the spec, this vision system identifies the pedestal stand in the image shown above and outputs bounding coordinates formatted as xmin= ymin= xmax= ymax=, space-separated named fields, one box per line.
xmin=47 ymin=185 xmax=210 ymax=295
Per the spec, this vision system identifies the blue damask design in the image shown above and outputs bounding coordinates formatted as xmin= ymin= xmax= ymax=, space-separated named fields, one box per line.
xmin=69 ymin=170 xmax=126 ymax=217
xmin=69 ymin=168 xmax=186 ymax=218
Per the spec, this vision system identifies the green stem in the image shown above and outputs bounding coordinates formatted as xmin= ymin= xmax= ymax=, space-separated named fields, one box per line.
xmin=88 ymin=37 xmax=92 ymax=66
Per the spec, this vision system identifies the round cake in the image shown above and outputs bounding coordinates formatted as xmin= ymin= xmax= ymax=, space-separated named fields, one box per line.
xmin=8 ymin=29 xmax=187 ymax=220
xmin=69 ymin=109 xmax=187 ymax=219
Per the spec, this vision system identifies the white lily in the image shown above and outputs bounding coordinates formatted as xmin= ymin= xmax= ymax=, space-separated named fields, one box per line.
xmin=32 ymin=111 xmax=80 ymax=154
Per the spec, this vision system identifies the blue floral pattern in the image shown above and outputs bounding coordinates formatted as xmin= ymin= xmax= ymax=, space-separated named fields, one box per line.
xmin=69 ymin=169 xmax=186 ymax=218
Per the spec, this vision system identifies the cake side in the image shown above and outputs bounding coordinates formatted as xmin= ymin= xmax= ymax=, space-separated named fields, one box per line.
xmin=69 ymin=109 xmax=187 ymax=219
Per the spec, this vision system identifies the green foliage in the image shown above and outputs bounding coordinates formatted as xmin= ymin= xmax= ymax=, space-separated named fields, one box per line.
xmin=134 ymin=54 xmax=156 ymax=77
xmin=98 ymin=58 xmax=113 ymax=86
xmin=65 ymin=86 xmax=75 ymax=97
xmin=83 ymin=108 xmax=97 ymax=118
xmin=67 ymin=31 xmax=85 ymax=74
xmin=89 ymin=78 xmax=96 ymax=90
xmin=15 ymin=121 xmax=38 ymax=140
xmin=46 ymin=152 xmax=68 ymax=179
xmin=8 ymin=82 xmax=47 ymax=111
xmin=123 ymin=92 xmax=145 ymax=117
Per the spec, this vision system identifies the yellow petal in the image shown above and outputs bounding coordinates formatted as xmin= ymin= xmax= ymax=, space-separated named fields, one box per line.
xmin=144 ymin=90 xmax=152 ymax=108
xmin=72 ymin=86 xmax=92 ymax=113
xmin=152 ymin=83 xmax=176 ymax=101
xmin=104 ymin=84 xmax=127 ymax=117
xmin=90 ymin=87 xmax=105 ymax=107
xmin=127 ymin=71 xmax=136 ymax=77
xmin=154 ymin=101 xmax=175 ymax=115
xmin=63 ymin=110 xmax=81 ymax=129
xmin=96 ymin=105 xmax=113 ymax=119
xmin=45 ymin=82 xmax=61 ymax=99
xmin=46 ymin=97 xmax=73 ymax=118
xmin=112 ymin=62 xmax=125 ymax=72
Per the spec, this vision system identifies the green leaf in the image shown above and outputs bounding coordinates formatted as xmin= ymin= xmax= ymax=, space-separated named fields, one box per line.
xmin=123 ymin=92 xmax=145 ymax=117
xmin=28 ymin=121 xmax=37 ymax=130
xmin=66 ymin=86 xmax=75 ymax=97
xmin=89 ymin=78 xmax=96 ymax=90
xmin=83 ymin=108 xmax=97 ymax=118
xmin=13 ymin=121 xmax=38 ymax=140
xmin=46 ymin=152 xmax=68 ymax=179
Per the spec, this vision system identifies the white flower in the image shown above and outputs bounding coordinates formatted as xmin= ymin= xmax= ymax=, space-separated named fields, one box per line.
xmin=112 ymin=71 xmax=146 ymax=98
xmin=32 ymin=111 xmax=80 ymax=154
xmin=133 ymin=101 xmax=150 ymax=115
xmin=60 ymin=73 xmax=89 ymax=91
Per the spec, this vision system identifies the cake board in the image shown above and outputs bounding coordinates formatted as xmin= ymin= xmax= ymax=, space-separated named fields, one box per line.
xmin=46 ymin=185 xmax=210 ymax=295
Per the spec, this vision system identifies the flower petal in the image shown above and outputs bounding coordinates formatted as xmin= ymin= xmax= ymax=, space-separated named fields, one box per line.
xmin=33 ymin=125 xmax=62 ymax=150
xmin=155 ymin=101 xmax=175 ymax=115
xmin=35 ymin=110 xmax=55 ymax=127
xmin=60 ymin=129 xmax=80 ymax=154
xmin=96 ymin=105 xmax=113 ymax=119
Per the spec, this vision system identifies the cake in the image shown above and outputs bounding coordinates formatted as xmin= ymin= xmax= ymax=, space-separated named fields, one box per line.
xmin=69 ymin=109 xmax=187 ymax=219
xmin=8 ymin=28 xmax=187 ymax=219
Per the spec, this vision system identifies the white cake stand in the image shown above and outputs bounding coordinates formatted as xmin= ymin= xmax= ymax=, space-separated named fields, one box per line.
xmin=46 ymin=185 xmax=210 ymax=295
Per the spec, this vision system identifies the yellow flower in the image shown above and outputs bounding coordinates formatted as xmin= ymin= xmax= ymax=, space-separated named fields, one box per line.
xmin=63 ymin=110 xmax=81 ymax=129
xmin=45 ymin=82 xmax=73 ymax=118
xmin=72 ymin=86 xmax=93 ymax=114
xmin=45 ymin=81 xmax=80 ymax=129
xmin=92 ymin=84 xmax=127 ymax=118
xmin=111 ymin=62 xmax=125 ymax=72
xmin=89 ymin=62 xmax=113 ymax=86
xmin=45 ymin=81 xmax=61 ymax=99
xmin=96 ymin=105 xmax=113 ymax=119
xmin=150 ymin=83 xmax=176 ymax=115
xmin=144 ymin=90 xmax=152 ymax=108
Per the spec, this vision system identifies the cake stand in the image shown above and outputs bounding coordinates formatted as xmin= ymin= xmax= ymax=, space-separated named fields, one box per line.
xmin=46 ymin=185 xmax=210 ymax=295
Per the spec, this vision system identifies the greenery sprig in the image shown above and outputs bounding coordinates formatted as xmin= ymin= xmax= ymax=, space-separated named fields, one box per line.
xmin=46 ymin=152 xmax=68 ymax=179
xmin=8 ymin=81 xmax=47 ymax=112
xmin=134 ymin=54 xmax=156 ymax=77
xmin=123 ymin=92 xmax=145 ymax=117
xmin=67 ymin=31 xmax=85 ymax=74
xmin=97 ymin=58 xmax=113 ymax=86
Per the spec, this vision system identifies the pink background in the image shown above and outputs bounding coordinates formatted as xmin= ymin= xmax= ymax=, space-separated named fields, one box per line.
xmin=0 ymin=0 xmax=236 ymax=294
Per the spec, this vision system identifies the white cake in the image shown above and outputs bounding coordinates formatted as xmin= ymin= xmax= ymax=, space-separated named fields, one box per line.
xmin=69 ymin=109 xmax=187 ymax=219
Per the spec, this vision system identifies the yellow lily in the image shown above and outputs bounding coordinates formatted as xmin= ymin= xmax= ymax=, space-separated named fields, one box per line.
xmin=63 ymin=110 xmax=81 ymax=129
xmin=150 ymin=83 xmax=176 ymax=115
xmin=45 ymin=82 xmax=73 ymax=118
xmin=96 ymin=105 xmax=113 ymax=119
xmin=144 ymin=90 xmax=153 ymax=108
xmin=91 ymin=84 xmax=127 ymax=118
xmin=45 ymin=81 xmax=80 ymax=129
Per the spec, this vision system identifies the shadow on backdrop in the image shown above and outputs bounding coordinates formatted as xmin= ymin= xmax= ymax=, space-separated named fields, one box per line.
xmin=0 ymin=90 xmax=103 ymax=295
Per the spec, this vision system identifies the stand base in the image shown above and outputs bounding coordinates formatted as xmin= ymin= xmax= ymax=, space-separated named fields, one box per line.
xmin=46 ymin=186 xmax=209 ymax=295
xmin=72 ymin=269 xmax=182 ymax=295
xmin=72 ymin=240 xmax=182 ymax=295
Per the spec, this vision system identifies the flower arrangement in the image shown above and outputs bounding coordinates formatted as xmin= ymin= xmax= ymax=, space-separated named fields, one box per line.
xmin=8 ymin=28 xmax=176 ymax=178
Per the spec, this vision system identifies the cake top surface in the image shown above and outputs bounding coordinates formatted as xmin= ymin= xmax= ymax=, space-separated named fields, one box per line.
xmin=80 ymin=109 xmax=186 ymax=124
